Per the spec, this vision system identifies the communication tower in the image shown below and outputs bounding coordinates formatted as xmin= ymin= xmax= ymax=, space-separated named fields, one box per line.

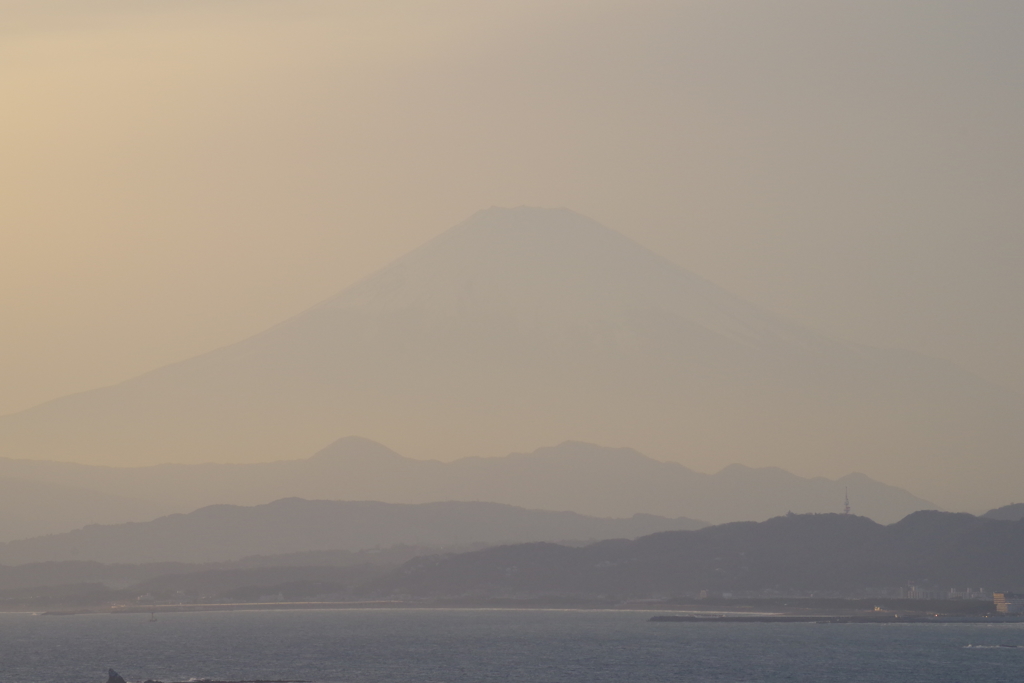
xmin=843 ymin=487 xmax=851 ymax=515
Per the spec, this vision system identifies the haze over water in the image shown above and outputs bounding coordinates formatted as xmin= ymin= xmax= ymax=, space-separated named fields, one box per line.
xmin=4 ymin=610 xmax=1024 ymax=683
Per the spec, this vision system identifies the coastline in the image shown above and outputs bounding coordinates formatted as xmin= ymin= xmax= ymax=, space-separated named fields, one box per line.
xmin=650 ymin=614 xmax=1024 ymax=624
xmin=22 ymin=597 xmax=1019 ymax=623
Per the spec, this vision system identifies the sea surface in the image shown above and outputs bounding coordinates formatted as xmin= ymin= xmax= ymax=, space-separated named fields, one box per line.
xmin=2 ymin=608 xmax=1023 ymax=683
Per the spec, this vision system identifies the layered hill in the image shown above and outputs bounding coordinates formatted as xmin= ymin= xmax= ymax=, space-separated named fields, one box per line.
xmin=0 ymin=438 xmax=933 ymax=541
xmin=982 ymin=503 xmax=1024 ymax=522
xmin=0 ymin=207 xmax=1020 ymax=510
xmin=0 ymin=498 xmax=705 ymax=565
xmin=376 ymin=511 xmax=1024 ymax=598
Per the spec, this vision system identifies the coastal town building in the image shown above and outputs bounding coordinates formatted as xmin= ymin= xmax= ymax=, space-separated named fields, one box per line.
xmin=993 ymin=593 xmax=1024 ymax=614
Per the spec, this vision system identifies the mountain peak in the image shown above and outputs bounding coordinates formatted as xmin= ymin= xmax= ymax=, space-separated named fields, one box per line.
xmin=308 ymin=436 xmax=406 ymax=463
xmin=319 ymin=205 xmax=691 ymax=316
xmin=308 ymin=205 xmax=809 ymax=358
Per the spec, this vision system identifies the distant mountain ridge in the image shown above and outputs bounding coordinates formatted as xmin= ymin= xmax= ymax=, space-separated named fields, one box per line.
xmin=983 ymin=503 xmax=1024 ymax=521
xmin=0 ymin=438 xmax=934 ymax=541
xmin=1 ymin=207 xmax=1020 ymax=509
xmin=374 ymin=511 xmax=1024 ymax=598
xmin=0 ymin=498 xmax=705 ymax=565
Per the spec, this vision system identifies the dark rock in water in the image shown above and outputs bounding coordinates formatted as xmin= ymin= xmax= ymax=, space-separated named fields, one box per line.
xmin=108 ymin=670 xmax=127 ymax=683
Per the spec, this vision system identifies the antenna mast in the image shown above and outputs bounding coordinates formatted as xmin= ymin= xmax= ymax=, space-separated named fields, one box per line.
xmin=843 ymin=487 xmax=851 ymax=515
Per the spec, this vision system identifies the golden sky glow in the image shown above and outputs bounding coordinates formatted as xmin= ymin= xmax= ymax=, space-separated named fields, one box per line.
xmin=1 ymin=0 xmax=1023 ymax=416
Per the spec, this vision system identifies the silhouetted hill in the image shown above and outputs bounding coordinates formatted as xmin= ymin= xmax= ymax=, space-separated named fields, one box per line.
xmin=0 ymin=439 xmax=934 ymax=541
xmin=374 ymin=511 xmax=1024 ymax=598
xmin=6 ymin=512 xmax=1021 ymax=611
xmin=0 ymin=208 xmax=1020 ymax=511
xmin=0 ymin=546 xmax=441 ymax=611
xmin=982 ymin=503 xmax=1024 ymax=521
xmin=0 ymin=440 xmax=935 ymax=540
xmin=0 ymin=499 xmax=704 ymax=565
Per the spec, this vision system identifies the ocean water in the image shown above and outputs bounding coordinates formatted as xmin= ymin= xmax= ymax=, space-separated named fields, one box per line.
xmin=2 ymin=608 xmax=1023 ymax=683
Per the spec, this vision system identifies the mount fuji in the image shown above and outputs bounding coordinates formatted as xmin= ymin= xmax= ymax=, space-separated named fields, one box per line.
xmin=1 ymin=207 xmax=1020 ymax=510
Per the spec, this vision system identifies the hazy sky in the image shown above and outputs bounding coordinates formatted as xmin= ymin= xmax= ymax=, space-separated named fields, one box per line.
xmin=2 ymin=0 xmax=1022 ymax=417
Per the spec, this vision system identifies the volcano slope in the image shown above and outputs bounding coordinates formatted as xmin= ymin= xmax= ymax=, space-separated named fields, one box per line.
xmin=0 ymin=207 xmax=1020 ymax=511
